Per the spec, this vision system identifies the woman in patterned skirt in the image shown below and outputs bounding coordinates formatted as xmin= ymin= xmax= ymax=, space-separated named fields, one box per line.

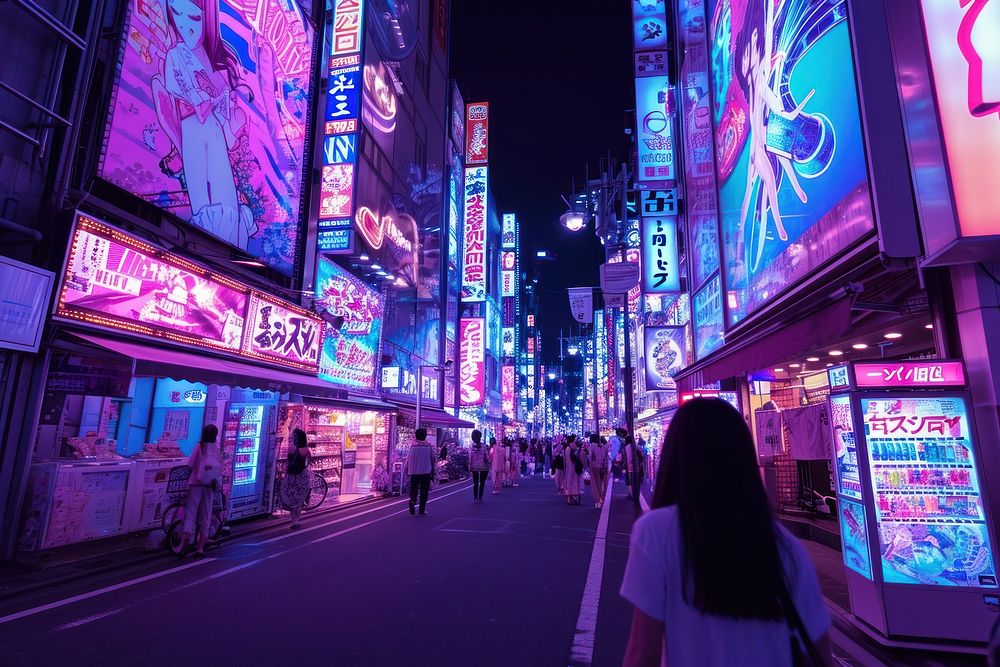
xmin=283 ymin=428 xmax=312 ymax=530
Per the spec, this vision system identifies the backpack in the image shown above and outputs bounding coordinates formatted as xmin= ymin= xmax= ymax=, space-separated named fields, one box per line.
xmin=194 ymin=442 xmax=222 ymax=487
xmin=571 ymin=449 xmax=583 ymax=475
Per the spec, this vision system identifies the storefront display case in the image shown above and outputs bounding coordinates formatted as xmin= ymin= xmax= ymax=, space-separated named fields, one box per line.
xmin=827 ymin=360 xmax=998 ymax=642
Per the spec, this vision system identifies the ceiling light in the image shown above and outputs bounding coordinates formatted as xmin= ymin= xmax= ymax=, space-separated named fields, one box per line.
xmin=852 ymin=343 xmax=868 ymax=350
xmin=231 ymin=259 xmax=266 ymax=268
xmin=371 ymin=264 xmax=382 ymax=271
xmin=884 ymin=332 xmax=902 ymax=339
xmin=789 ymin=363 xmax=801 ymax=368
xmin=826 ymin=363 xmax=834 ymax=367
xmin=359 ymin=254 xmax=370 ymax=262
xmin=806 ymin=357 xmax=820 ymax=362
xmin=829 ymin=350 xmax=844 ymax=357
xmin=774 ymin=368 xmax=785 ymax=373
xmin=925 ymin=323 xmax=934 ymax=329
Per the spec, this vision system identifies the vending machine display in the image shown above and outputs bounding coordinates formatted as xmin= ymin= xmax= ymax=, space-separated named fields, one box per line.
xmin=223 ymin=390 xmax=278 ymax=520
xmin=861 ymin=396 xmax=996 ymax=588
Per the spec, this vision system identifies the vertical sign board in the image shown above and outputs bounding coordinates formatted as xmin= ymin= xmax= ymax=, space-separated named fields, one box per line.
xmin=317 ymin=0 xmax=366 ymax=254
xmin=459 ymin=318 xmax=486 ymax=406
xmin=632 ymin=2 xmax=674 ymax=185
xmin=641 ymin=216 xmax=681 ymax=293
xmin=462 ymin=167 xmax=488 ymax=302
xmin=465 ymin=102 xmax=489 ymax=165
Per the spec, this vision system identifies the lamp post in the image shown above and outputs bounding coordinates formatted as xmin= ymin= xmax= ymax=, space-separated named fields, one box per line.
xmin=416 ymin=360 xmax=453 ymax=430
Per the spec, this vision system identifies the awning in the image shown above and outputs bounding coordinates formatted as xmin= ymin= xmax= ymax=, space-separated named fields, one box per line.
xmin=70 ymin=332 xmax=389 ymax=406
xmin=392 ymin=403 xmax=475 ymax=429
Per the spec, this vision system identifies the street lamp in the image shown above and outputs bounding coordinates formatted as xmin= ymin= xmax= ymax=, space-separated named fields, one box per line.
xmin=416 ymin=360 xmax=453 ymax=430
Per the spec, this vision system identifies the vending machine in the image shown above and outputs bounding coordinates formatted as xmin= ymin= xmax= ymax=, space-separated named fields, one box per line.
xmin=223 ymin=388 xmax=279 ymax=520
xmin=827 ymin=360 xmax=998 ymax=642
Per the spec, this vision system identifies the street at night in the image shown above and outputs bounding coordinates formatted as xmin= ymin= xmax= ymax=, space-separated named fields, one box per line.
xmin=2 ymin=0 xmax=1000 ymax=665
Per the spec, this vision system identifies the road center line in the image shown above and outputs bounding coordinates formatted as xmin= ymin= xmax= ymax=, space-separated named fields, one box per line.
xmin=568 ymin=480 xmax=613 ymax=666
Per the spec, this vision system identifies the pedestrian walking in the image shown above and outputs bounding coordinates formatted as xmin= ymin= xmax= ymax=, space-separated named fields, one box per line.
xmin=552 ymin=437 xmax=565 ymax=493
xmin=510 ymin=440 xmax=521 ymax=487
xmin=180 ymin=424 xmax=222 ymax=555
xmin=562 ymin=435 xmax=585 ymax=505
xmin=469 ymin=430 xmax=489 ymax=503
xmin=284 ymin=428 xmax=312 ymax=530
xmin=543 ymin=439 xmax=553 ymax=479
xmin=609 ymin=428 xmax=624 ymax=482
xmin=621 ymin=398 xmax=832 ymax=667
xmin=407 ymin=428 xmax=435 ymax=515
xmin=490 ymin=437 xmax=506 ymax=494
xmin=587 ymin=433 xmax=610 ymax=508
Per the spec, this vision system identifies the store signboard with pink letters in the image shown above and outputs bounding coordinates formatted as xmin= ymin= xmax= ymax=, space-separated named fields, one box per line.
xmin=56 ymin=213 xmax=321 ymax=372
xmin=459 ymin=317 xmax=485 ymax=406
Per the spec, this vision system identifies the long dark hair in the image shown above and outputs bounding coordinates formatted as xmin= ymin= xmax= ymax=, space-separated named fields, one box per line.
xmin=652 ymin=398 xmax=785 ymax=619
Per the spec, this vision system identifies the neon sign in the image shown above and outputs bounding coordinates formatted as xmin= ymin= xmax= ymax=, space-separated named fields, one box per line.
xmin=460 ymin=318 xmax=485 ymax=406
xmin=461 ymin=167 xmax=488 ymax=302
xmin=641 ymin=216 xmax=680 ymax=293
xmin=315 ymin=257 xmax=384 ymax=388
xmin=854 ymin=361 xmax=966 ymax=388
xmin=465 ymin=102 xmax=489 ymax=165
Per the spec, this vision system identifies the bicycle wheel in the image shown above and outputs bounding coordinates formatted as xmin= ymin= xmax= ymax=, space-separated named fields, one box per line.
xmin=165 ymin=520 xmax=189 ymax=558
xmin=304 ymin=473 xmax=328 ymax=511
xmin=161 ymin=502 xmax=184 ymax=531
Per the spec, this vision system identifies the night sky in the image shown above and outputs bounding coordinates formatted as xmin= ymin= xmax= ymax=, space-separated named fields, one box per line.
xmin=450 ymin=0 xmax=634 ymax=362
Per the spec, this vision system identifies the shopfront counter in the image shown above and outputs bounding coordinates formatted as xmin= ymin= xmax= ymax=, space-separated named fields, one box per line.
xmin=18 ymin=457 xmax=185 ymax=551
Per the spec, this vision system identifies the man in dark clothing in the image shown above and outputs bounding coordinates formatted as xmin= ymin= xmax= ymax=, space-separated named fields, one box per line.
xmin=407 ymin=428 xmax=435 ymax=515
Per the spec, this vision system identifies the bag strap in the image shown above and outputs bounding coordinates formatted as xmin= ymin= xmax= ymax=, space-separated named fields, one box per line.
xmin=778 ymin=577 xmax=823 ymax=666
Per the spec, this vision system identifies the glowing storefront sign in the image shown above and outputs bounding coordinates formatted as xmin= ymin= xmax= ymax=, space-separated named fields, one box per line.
xmin=635 ymin=75 xmax=675 ymax=182
xmin=502 ymin=364 xmax=515 ymax=418
xmin=632 ymin=0 xmax=669 ymax=51
xmin=57 ymin=214 xmax=322 ymax=372
xmin=315 ymin=257 xmax=384 ymax=388
xmin=462 ymin=167 xmax=488 ymax=302
xmin=465 ymin=102 xmax=489 ymax=165
xmin=330 ymin=0 xmax=364 ymax=57
xmin=920 ymin=0 xmax=1000 ymax=239
xmin=97 ymin=0 xmax=315 ymax=275
xmin=641 ymin=216 xmax=680 ymax=293
xmin=459 ymin=317 xmax=485 ymax=406
xmin=502 ymin=213 xmax=517 ymax=248
xmin=855 ymin=361 xmax=966 ymax=389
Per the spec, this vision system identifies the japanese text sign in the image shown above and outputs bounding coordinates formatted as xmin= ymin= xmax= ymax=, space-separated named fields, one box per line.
xmin=502 ymin=364 xmax=515 ymax=418
xmin=502 ymin=213 xmax=516 ymax=248
xmin=462 ymin=167 xmax=488 ymax=302
xmin=330 ymin=0 xmax=365 ymax=59
xmin=641 ymin=216 xmax=680 ymax=293
xmin=243 ymin=293 xmax=322 ymax=372
xmin=465 ymin=102 xmax=489 ymax=165
xmin=635 ymin=76 xmax=675 ymax=182
xmin=459 ymin=318 xmax=485 ymax=406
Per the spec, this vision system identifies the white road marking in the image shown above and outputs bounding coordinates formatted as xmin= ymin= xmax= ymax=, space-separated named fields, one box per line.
xmin=568 ymin=480 xmax=613 ymax=666
xmin=53 ymin=607 xmax=125 ymax=631
xmin=0 ymin=558 xmax=216 ymax=626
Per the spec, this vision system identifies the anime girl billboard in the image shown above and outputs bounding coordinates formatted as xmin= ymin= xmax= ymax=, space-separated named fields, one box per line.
xmin=709 ymin=0 xmax=873 ymax=325
xmin=98 ymin=0 xmax=315 ymax=275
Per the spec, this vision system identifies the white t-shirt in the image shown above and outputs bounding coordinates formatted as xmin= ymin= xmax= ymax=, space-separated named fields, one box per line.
xmin=620 ymin=507 xmax=830 ymax=667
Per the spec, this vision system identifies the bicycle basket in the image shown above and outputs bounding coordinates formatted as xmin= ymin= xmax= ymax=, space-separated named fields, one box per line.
xmin=165 ymin=465 xmax=193 ymax=494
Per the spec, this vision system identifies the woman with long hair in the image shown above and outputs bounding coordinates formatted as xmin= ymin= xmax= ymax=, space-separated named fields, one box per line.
xmin=283 ymin=428 xmax=312 ymax=530
xmin=621 ymin=399 xmax=832 ymax=666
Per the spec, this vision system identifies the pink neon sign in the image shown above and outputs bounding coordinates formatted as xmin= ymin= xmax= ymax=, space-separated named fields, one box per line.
xmin=854 ymin=361 xmax=966 ymax=388
xmin=459 ymin=318 xmax=485 ymax=406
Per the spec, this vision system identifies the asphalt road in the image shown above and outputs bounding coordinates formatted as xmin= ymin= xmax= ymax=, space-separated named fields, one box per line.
xmin=0 ymin=475 xmax=987 ymax=666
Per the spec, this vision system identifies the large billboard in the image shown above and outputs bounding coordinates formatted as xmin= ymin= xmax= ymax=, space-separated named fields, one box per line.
xmin=98 ymin=0 xmax=315 ymax=275
xmin=459 ymin=317 xmax=485 ymax=406
xmin=709 ymin=0 xmax=873 ymax=325
xmin=692 ymin=273 xmax=724 ymax=360
xmin=635 ymin=75 xmax=676 ymax=182
xmin=920 ymin=0 xmax=1000 ymax=239
xmin=462 ymin=167 xmax=488 ymax=302
xmin=56 ymin=213 xmax=321 ymax=372
xmin=641 ymin=216 xmax=681 ymax=293
xmin=315 ymin=257 xmax=384 ymax=388
xmin=643 ymin=325 xmax=689 ymax=391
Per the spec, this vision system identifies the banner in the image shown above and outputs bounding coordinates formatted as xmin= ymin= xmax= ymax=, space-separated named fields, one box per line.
xmin=465 ymin=102 xmax=489 ymax=164
xmin=755 ymin=410 xmax=784 ymax=464
xmin=568 ymin=288 xmax=593 ymax=324
xmin=783 ymin=403 xmax=833 ymax=460
xmin=459 ymin=318 xmax=485 ymax=406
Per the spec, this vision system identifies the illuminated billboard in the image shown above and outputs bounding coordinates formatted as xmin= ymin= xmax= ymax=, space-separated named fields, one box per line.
xmin=98 ymin=0 xmax=315 ymax=275
xmin=641 ymin=216 xmax=680 ymax=293
xmin=465 ymin=102 xmax=489 ymax=165
xmin=920 ymin=0 xmax=1000 ymax=240
xmin=632 ymin=0 xmax=669 ymax=51
xmin=644 ymin=325 xmax=688 ymax=391
xmin=315 ymin=257 xmax=384 ymax=388
xmin=635 ymin=75 xmax=676 ymax=182
xmin=692 ymin=273 xmax=723 ymax=360
xmin=709 ymin=0 xmax=873 ymax=325
xmin=502 ymin=364 xmax=515 ymax=418
xmin=459 ymin=317 xmax=485 ymax=406
xmin=56 ymin=213 xmax=322 ymax=372
xmin=462 ymin=167 xmax=488 ymax=302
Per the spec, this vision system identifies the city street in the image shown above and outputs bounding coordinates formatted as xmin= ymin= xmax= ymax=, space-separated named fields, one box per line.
xmin=0 ymin=477 xmax=984 ymax=666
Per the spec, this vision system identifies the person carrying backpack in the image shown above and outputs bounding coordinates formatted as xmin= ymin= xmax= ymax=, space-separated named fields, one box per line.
xmin=181 ymin=424 xmax=222 ymax=555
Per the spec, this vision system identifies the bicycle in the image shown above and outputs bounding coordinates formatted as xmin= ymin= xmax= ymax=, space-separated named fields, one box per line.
xmin=275 ymin=468 xmax=328 ymax=512
xmin=163 ymin=465 xmax=227 ymax=557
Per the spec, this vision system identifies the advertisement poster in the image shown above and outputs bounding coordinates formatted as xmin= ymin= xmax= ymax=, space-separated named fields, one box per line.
xmin=98 ymin=1 xmax=315 ymax=275
xmin=641 ymin=216 xmax=681 ymax=293
xmin=632 ymin=0 xmax=669 ymax=51
xmin=462 ymin=167 xmax=488 ymax=302
xmin=635 ymin=75 xmax=676 ymax=182
xmin=709 ymin=0 xmax=873 ymax=325
xmin=465 ymin=102 xmax=489 ymax=165
xmin=58 ymin=215 xmax=248 ymax=352
xmin=920 ymin=0 xmax=1000 ymax=238
xmin=643 ymin=326 xmax=688 ymax=391
xmin=829 ymin=395 xmax=862 ymax=500
xmin=459 ymin=318 xmax=485 ymax=406
xmin=862 ymin=395 xmax=997 ymax=587
xmin=839 ymin=498 xmax=873 ymax=579
xmin=502 ymin=364 xmax=515 ymax=418
xmin=315 ymin=257 xmax=384 ymax=388
xmin=692 ymin=273 xmax=724 ymax=359
xmin=243 ymin=294 xmax=321 ymax=372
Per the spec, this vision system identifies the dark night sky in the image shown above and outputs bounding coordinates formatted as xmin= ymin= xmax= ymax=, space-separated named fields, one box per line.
xmin=450 ymin=0 xmax=634 ymax=363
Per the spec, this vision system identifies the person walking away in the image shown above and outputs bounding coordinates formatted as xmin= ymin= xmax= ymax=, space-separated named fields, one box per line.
xmin=609 ymin=429 xmax=624 ymax=482
xmin=511 ymin=440 xmax=521 ymax=487
xmin=543 ymin=439 xmax=553 ymax=479
xmin=621 ymin=398 xmax=832 ymax=666
xmin=181 ymin=424 xmax=222 ymax=555
xmin=407 ymin=428 xmax=435 ymax=515
xmin=562 ymin=435 xmax=584 ymax=505
xmin=620 ymin=435 xmax=637 ymax=499
xmin=519 ymin=438 xmax=529 ymax=477
xmin=469 ymin=430 xmax=489 ymax=503
xmin=588 ymin=433 xmax=610 ymax=509
xmin=552 ymin=437 xmax=565 ymax=493
xmin=490 ymin=437 xmax=506 ymax=494
xmin=284 ymin=428 xmax=312 ymax=530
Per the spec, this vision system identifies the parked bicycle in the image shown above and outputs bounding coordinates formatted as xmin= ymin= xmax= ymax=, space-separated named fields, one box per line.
xmin=275 ymin=467 xmax=329 ymax=511
xmin=162 ymin=464 xmax=227 ymax=558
